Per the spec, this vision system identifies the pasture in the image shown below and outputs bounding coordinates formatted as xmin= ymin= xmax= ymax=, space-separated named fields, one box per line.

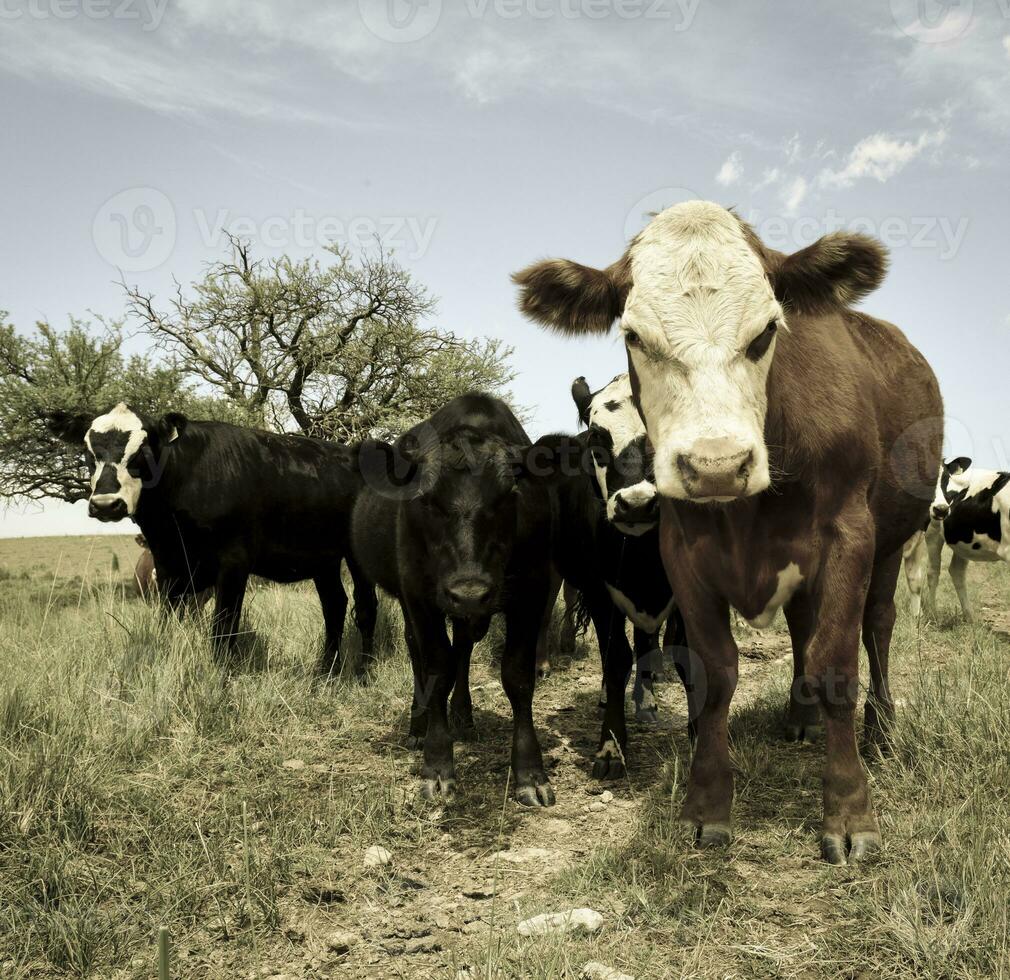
xmin=0 ymin=535 xmax=1008 ymax=979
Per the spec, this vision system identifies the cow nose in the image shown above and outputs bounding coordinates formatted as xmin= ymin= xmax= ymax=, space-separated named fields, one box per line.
xmin=444 ymin=578 xmax=494 ymax=611
xmin=677 ymin=438 xmax=754 ymax=499
xmin=932 ymin=504 xmax=949 ymax=520
xmin=613 ymin=492 xmax=659 ymax=522
xmin=89 ymin=497 xmax=128 ymax=522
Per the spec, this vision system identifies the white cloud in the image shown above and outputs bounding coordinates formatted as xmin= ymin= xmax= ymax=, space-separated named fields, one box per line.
xmin=715 ymin=151 xmax=743 ymax=187
xmin=781 ymin=176 xmax=808 ymax=215
xmin=818 ymin=129 xmax=947 ymax=189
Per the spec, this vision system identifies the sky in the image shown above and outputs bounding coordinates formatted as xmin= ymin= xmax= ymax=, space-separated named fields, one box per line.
xmin=1 ymin=0 xmax=1009 ymax=536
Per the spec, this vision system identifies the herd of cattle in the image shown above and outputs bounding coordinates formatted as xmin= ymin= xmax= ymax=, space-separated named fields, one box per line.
xmin=46 ymin=201 xmax=1010 ymax=867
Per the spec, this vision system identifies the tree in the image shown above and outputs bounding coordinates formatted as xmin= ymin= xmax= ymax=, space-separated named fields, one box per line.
xmin=0 ymin=314 xmax=253 ymax=503
xmin=124 ymin=238 xmax=517 ymax=442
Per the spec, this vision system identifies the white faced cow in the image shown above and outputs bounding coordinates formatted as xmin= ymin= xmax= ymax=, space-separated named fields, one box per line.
xmin=515 ymin=200 xmax=942 ymax=865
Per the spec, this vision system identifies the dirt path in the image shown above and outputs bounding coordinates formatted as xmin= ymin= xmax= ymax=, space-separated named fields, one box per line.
xmin=281 ymin=625 xmax=795 ymax=980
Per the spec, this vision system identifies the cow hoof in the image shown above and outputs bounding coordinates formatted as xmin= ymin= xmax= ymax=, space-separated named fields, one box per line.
xmin=697 ymin=823 xmax=732 ymax=849
xmin=405 ymin=734 xmax=425 ymax=751
xmin=821 ymin=829 xmax=881 ymax=865
xmin=784 ymin=722 xmax=823 ymax=743
xmin=591 ymin=757 xmax=626 ymax=781
xmin=515 ymin=779 xmax=555 ymax=808
xmin=419 ymin=775 xmax=456 ymax=800
xmin=635 ymin=707 xmax=659 ymax=725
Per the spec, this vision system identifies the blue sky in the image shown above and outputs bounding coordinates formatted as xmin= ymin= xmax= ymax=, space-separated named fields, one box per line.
xmin=2 ymin=0 xmax=1009 ymax=535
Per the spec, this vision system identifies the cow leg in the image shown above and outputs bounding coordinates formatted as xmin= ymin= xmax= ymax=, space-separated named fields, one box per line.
xmin=503 ymin=579 xmax=555 ymax=808
xmin=314 ymin=568 xmax=348 ymax=678
xmin=948 ymin=553 xmax=974 ymax=622
xmin=674 ymin=592 xmax=737 ymax=848
xmin=212 ymin=560 xmax=250 ymax=661
xmin=347 ymin=554 xmax=378 ymax=674
xmin=806 ymin=499 xmax=879 ymax=865
xmin=902 ymin=531 xmax=927 ymax=620
xmin=406 ymin=600 xmax=457 ymax=799
xmin=535 ymin=568 xmax=563 ymax=679
xmin=560 ymin=581 xmax=579 ymax=652
xmin=587 ymin=586 xmax=634 ymax=780
xmin=783 ymin=592 xmax=822 ymax=742
xmin=862 ymin=549 xmax=901 ymax=752
xmin=448 ymin=618 xmax=478 ymax=740
xmin=402 ymin=605 xmax=427 ymax=750
xmin=664 ymin=608 xmax=697 ymax=743
xmin=924 ymin=524 xmax=944 ymax=616
xmin=632 ymin=627 xmax=660 ymax=725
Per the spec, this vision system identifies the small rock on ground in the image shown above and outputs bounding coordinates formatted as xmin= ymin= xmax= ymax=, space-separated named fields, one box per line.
xmin=517 ymin=908 xmax=604 ymax=937
xmin=363 ymin=845 xmax=393 ymax=868
xmin=582 ymin=962 xmax=635 ymax=980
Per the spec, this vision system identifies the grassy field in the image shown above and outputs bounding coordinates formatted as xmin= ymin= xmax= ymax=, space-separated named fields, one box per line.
xmin=1 ymin=534 xmax=1009 ymax=978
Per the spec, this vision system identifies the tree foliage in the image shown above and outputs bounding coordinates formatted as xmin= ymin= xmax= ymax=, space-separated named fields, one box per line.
xmin=125 ymin=239 xmax=517 ymax=442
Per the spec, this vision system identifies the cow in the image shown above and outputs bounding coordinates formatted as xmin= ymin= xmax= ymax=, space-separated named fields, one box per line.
xmin=514 ymin=200 xmax=942 ymax=864
xmin=904 ymin=458 xmax=1010 ymax=621
xmin=350 ymin=393 xmax=556 ymax=806
xmin=47 ymin=404 xmax=377 ymax=672
xmin=133 ymin=534 xmax=157 ymax=600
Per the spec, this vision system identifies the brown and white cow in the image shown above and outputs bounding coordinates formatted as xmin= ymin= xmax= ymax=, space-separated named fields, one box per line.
xmin=514 ymin=201 xmax=942 ymax=864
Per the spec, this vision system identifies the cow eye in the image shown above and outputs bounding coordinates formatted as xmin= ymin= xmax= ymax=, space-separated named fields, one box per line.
xmin=746 ymin=321 xmax=778 ymax=362
xmin=623 ymin=329 xmax=641 ymax=348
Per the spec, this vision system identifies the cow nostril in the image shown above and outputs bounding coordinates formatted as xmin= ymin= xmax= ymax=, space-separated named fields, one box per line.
xmin=446 ymin=581 xmax=492 ymax=606
xmin=677 ymin=455 xmax=699 ymax=482
xmin=737 ymin=450 xmax=754 ymax=478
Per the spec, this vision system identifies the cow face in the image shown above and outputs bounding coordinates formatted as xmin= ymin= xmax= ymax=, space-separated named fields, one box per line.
xmin=48 ymin=402 xmax=184 ymax=522
xmin=572 ymin=374 xmax=657 ymax=535
xmin=931 ymin=456 xmax=972 ymax=520
xmin=514 ymin=200 xmax=888 ymax=503
xmin=399 ymin=429 xmax=522 ymax=618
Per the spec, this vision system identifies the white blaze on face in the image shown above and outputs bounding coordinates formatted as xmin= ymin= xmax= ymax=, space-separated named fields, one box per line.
xmin=586 ymin=374 xmax=657 ymax=532
xmin=85 ymin=403 xmax=148 ymax=516
xmin=931 ymin=465 xmax=972 ymax=518
xmin=623 ymin=201 xmax=782 ymax=501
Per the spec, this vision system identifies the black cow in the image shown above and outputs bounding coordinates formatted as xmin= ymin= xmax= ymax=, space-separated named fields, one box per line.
xmin=350 ymin=393 xmax=556 ymax=807
xmin=531 ymin=375 xmax=689 ymax=781
xmin=48 ymin=403 xmax=377 ymax=671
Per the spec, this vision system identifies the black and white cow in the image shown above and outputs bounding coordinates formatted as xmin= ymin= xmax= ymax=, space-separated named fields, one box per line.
xmin=532 ymin=374 xmax=689 ymax=780
xmin=48 ymin=403 xmax=377 ymax=670
xmin=904 ymin=457 xmax=1010 ymax=621
xmin=350 ymin=394 xmax=556 ymax=806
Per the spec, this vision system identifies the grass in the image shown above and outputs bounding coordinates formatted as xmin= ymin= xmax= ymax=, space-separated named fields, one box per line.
xmin=0 ymin=534 xmax=1008 ymax=977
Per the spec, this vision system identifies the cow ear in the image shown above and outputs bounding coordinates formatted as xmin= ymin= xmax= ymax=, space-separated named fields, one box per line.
xmin=46 ymin=410 xmax=94 ymax=443
xmin=946 ymin=456 xmax=972 ymax=475
xmin=513 ymin=254 xmax=631 ymax=335
xmin=571 ymin=377 xmax=593 ymax=426
xmin=157 ymin=412 xmax=187 ymax=444
xmin=357 ymin=437 xmax=425 ymax=499
xmin=773 ymin=233 xmax=888 ymax=315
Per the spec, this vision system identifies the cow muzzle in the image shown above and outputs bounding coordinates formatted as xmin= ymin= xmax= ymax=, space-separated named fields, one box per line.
xmin=89 ymin=495 xmax=129 ymax=522
xmin=675 ymin=437 xmax=755 ymax=501
xmin=610 ymin=486 xmax=659 ymax=533
xmin=931 ymin=503 xmax=949 ymax=520
xmin=441 ymin=574 xmax=497 ymax=618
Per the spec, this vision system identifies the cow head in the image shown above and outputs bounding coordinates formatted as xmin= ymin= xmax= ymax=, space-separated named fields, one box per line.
xmin=47 ymin=402 xmax=186 ymax=522
xmin=514 ymin=200 xmax=888 ymax=503
xmin=366 ymin=425 xmax=527 ymax=618
xmin=572 ymin=374 xmax=657 ymax=534
xmin=931 ymin=456 xmax=972 ymax=520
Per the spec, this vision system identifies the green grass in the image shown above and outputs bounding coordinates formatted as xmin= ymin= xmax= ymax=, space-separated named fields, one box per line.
xmin=0 ymin=536 xmax=1008 ymax=977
